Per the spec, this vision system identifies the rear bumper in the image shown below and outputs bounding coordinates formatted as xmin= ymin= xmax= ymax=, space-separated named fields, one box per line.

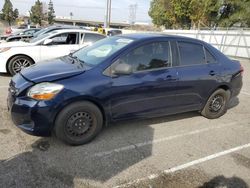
xmin=231 ymin=73 xmax=243 ymax=98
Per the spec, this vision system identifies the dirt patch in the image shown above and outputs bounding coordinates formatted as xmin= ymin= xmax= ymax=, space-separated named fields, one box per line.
xmin=31 ymin=140 xmax=50 ymax=151
xmin=0 ymin=129 xmax=11 ymax=134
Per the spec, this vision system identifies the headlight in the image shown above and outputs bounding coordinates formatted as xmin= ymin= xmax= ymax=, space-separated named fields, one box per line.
xmin=27 ymin=82 xmax=64 ymax=100
xmin=0 ymin=47 xmax=11 ymax=53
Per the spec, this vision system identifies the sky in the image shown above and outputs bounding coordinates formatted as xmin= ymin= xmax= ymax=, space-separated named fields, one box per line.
xmin=0 ymin=0 xmax=152 ymax=23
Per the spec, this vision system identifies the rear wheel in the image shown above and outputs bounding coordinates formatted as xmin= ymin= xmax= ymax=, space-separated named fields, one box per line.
xmin=8 ymin=55 xmax=34 ymax=76
xmin=201 ymin=89 xmax=230 ymax=119
xmin=54 ymin=101 xmax=103 ymax=145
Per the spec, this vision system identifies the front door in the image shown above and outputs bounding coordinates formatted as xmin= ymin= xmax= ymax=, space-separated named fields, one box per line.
xmin=39 ymin=32 xmax=80 ymax=62
xmin=110 ymin=41 xmax=179 ymax=120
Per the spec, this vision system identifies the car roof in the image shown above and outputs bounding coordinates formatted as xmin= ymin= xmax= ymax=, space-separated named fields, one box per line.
xmin=51 ymin=29 xmax=104 ymax=35
xmin=120 ymin=33 xmax=203 ymax=43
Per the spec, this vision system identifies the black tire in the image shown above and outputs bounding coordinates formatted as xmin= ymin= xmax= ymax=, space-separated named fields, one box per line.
xmin=8 ymin=55 xmax=34 ymax=76
xmin=201 ymin=89 xmax=230 ymax=119
xmin=54 ymin=101 xmax=103 ymax=145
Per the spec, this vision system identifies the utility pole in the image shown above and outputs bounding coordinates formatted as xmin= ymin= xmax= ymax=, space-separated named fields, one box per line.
xmin=108 ymin=0 xmax=112 ymax=28
xmin=105 ymin=0 xmax=109 ymax=28
xmin=104 ymin=0 xmax=111 ymax=28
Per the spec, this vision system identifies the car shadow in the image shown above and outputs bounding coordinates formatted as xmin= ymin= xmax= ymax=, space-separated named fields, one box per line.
xmin=0 ymin=73 xmax=10 ymax=77
xmin=228 ymin=97 xmax=240 ymax=110
xmin=199 ymin=175 xmax=249 ymax=188
xmin=0 ymin=111 xmax=199 ymax=187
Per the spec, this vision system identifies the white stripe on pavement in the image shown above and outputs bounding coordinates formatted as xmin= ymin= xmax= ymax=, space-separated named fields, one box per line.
xmin=94 ymin=122 xmax=238 ymax=157
xmin=241 ymin=91 xmax=250 ymax=96
xmin=115 ymin=142 xmax=250 ymax=187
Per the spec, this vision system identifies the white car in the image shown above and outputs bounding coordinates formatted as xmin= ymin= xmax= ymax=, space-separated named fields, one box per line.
xmin=0 ymin=29 xmax=106 ymax=75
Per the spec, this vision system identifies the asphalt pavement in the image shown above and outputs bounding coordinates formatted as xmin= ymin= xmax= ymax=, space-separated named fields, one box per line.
xmin=0 ymin=58 xmax=250 ymax=188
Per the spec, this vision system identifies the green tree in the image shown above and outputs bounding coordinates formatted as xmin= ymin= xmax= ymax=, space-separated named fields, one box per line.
xmin=30 ymin=0 xmax=43 ymax=26
xmin=47 ymin=0 xmax=55 ymax=24
xmin=148 ymin=0 xmax=192 ymax=29
xmin=148 ymin=0 xmax=250 ymax=29
xmin=13 ymin=8 xmax=19 ymax=20
xmin=1 ymin=0 xmax=14 ymax=25
xmin=217 ymin=0 xmax=250 ymax=27
xmin=189 ymin=0 xmax=220 ymax=28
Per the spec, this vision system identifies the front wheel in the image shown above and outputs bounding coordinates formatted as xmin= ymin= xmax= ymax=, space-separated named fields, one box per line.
xmin=54 ymin=101 xmax=103 ymax=145
xmin=201 ymin=89 xmax=230 ymax=119
xmin=8 ymin=55 xmax=34 ymax=76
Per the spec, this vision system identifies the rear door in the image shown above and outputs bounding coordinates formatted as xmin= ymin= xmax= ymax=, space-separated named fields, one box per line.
xmin=109 ymin=41 xmax=179 ymax=119
xmin=174 ymin=41 xmax=221 ymax=112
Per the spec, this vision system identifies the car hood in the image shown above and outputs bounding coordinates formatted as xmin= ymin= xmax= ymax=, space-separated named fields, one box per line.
xmin=0 ymin=41 xmax=31 ymax=48
xmin=20 ymin=56 xmax=86 ymax=83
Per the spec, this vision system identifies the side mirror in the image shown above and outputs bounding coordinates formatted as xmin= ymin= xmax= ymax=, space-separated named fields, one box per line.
xmin=113 ymin=63 xmax=132 ymax=75
xmin=43 ymin=39 xmax=53 ymax=45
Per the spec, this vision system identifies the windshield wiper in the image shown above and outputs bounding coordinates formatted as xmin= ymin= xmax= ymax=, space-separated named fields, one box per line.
xmin=68 ymin=54 xmax=85 ymax=65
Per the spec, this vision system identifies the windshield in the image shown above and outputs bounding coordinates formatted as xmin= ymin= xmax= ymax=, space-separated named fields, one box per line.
xmin=29 ymin=33 xmax=51 ymax=43
xmin=29 ymin=30 xmax=58 ymax=43
xmin=72 ymin=36 xmax=134 ymax=66
xmin=33 ymin=27 xmax=49 ymax=38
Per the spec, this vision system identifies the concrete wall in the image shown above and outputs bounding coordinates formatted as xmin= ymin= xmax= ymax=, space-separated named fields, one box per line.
xmin=122 ymin=29 xmax=250 ymax=59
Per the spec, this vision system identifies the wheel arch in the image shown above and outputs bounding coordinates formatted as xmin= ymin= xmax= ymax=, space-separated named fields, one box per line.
xmin=53 ymin=96 xmax=108 ymax=130
xmin=203 ymin=84 xmax=232 ymax=110
xmin=6 ymin=54 xmax=35 ymax=73
xmin=217 ymin=84 xmax=231 ymax=99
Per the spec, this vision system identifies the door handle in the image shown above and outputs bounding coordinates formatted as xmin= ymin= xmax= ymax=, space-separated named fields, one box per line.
xmin=209 ymin=70 xmax=216 ymax=76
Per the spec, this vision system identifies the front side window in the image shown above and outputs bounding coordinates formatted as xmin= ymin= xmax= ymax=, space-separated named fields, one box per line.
xmin=118 ymin=42 xmax=171 ymax=72
xmin=178 ymin=42 xmax=205 ymax=66
xmin=50 ymin=33 xmax=78 ymax=45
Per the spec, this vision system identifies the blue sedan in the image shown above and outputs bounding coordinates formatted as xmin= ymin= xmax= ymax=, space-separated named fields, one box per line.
xmin=7 ymin=34 xmax=243 ymax=145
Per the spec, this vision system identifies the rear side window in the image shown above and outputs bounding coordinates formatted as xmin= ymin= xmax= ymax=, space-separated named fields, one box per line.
xmin=83 ymin=33 xmax=105 ymax=43
xmin=178 ymin=42 xmax=205 ymax=66
xmin=205 ymin=49 xmax=217 ymax=64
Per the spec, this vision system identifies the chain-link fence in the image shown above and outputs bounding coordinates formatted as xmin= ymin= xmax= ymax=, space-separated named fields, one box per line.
xmin=122 ymin=28 xmax=250 ymax=59
xmin=162 ymin=29 xmax=250 ymax=59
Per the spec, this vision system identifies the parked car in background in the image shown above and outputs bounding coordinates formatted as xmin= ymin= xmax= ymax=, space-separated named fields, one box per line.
xmin=0 ymin=29 xmax=106 ymax=75
xmin=13 ymin=28 xmax=41 ymax=36
xmin=32 ymin=25 xmax=84 ymax=39
xmin=0 ymin=28 xmax=41 ymax=43
xmin=5 ymin=28 xmax=41 ymax=42
xmin=6 ymin=35 xmax=34 ymax=42
xmin=7 ymin=34 xmax=243 ymax=145
xmin=0 ymin=35 xmax=9 ymax=43
xmin=107 ymin=29 xmax=122 ymax=36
